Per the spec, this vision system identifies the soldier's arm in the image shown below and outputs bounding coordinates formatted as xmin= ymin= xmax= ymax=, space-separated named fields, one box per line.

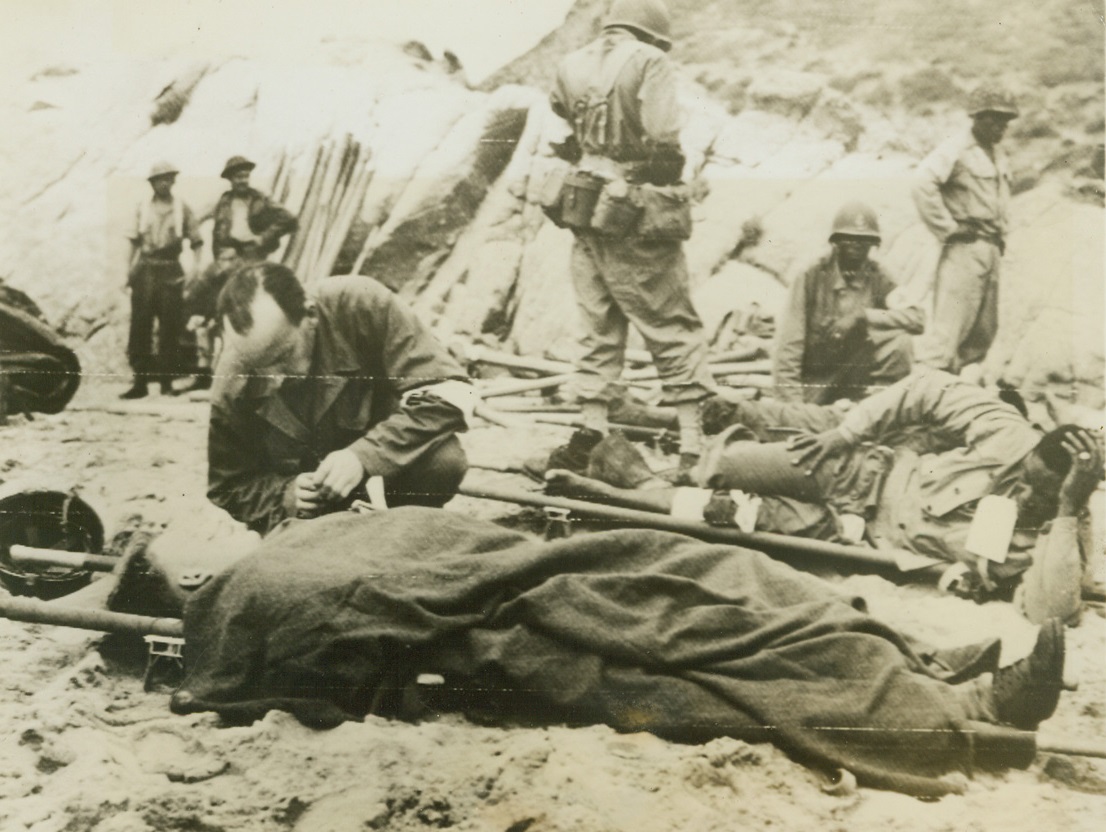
xmin=638 ymin=53 xmax=685 ymax=185
xmin=256 ymin=195 xmax=298 ymax=249
xmin=836 ymin=367 xmax=981 ymax=443
xmin=342 ymin=288 xmax=471 ymax=478
xmin=912 ymin=138 xmax=961 ymax=242
xmin=772 ymin=268 xmax=811 ymax=402
xmin=182 ymin=203 xmax=203 ymax=251
xmin=1015 ymin=516 xmax=1086 ymax=624
xmin=864 ymin=267 xmax=925 ymax=333
xmin=206 ymin=404 xmax=296 ymax=536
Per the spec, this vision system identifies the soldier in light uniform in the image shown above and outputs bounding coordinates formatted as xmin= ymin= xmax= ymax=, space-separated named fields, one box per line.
xmin=546 ymin=0 xmax=715 ymax=473
xmin=122 ymin=162 xmax=203 ymax=399
xmin=913 ymin=86 xmax=1018 ymax=373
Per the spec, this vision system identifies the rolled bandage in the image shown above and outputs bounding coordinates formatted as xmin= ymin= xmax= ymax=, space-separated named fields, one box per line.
xmin=728 ymin=490 xmax=761 ymax=534
xmin=670 ymin=487 xmax=714 ymax=521
xmin=402 ymin=380 xmax=479 ymax=425
xmin=838 ymin=513 xmax=865 ymax=544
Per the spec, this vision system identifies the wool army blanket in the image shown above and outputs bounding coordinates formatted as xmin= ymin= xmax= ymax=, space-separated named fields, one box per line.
xmin=173 ymin=507 xmax=1007 ymax=796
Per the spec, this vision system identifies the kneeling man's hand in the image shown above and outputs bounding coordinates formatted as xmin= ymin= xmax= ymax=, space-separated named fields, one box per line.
xmin=314 ymin=449 xmax=366 ymax=502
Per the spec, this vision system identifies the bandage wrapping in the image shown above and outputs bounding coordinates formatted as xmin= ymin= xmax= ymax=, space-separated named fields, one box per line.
xmin=402 ymin=380 xmax=479 ymax=425
xmin=670 ymin=487 xmax=713 ymax=521
xmin=671 ymin=487 xmax=760 ymax=533
xmin=728 ymin=490 xmax=761 ymax=534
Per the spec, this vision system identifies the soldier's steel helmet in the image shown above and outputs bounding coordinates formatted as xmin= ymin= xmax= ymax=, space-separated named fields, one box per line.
xmin=147 ymin=161 xmax=179 ymax=181
xmin=829 ymin=201 xmax=881 ymax=243
xmin=605 ymin=0 xmax=673 ymax=51
xmin=967 ymin=85 xmax=1019 ymax=118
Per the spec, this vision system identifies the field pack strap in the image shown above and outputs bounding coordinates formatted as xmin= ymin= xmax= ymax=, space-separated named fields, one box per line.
xmin=574 ymin=38 xmax=647 ymax=153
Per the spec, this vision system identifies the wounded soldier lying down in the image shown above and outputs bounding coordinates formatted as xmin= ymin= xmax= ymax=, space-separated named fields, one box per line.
xmin=547 ymin=369 xmax=1103 ymax=624
xmin=158 ymin=507 xmax=1066 ymax=798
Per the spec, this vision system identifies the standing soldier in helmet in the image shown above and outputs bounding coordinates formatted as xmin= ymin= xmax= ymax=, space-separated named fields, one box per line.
xmin=121 ymin=162 xmax=203 ymax=399
xmin=773 ymin=202 xmax=924 ymax=404
xmin=212 ymin=155 xmax=298 ymax=262
xmin=544 ymin=0 xmax=715 ymax=474
xmin=913 ymin=86 xmax=1018 ymax=373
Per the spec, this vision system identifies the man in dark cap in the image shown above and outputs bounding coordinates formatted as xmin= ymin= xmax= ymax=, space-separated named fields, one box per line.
xmin=212 ymin=155 xmax=298 ymax=261
xmin=913 ymin=86 xmax=1019 ymax=373
xmin=121 ymin=161 xmax=203 ymax=399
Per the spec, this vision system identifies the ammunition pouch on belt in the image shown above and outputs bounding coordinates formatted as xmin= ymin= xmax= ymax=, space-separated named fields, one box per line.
xmin=560 ymin=171 xmax=606 ymax=229
xmin=591 ymin=179 xmax=643 ymax=235
xmin=539 ymin=164 xmax=692 ymax=241
xmin=635 ymin=183 xmax=692 ymax=241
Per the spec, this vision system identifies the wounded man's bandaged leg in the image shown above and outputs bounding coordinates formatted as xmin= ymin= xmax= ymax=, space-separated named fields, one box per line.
xmin=671 ymin=487 xmax=761 ymax=533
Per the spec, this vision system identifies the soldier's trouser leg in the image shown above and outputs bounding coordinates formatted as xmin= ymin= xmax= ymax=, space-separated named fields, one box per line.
xmin=701 ymin=396 xmax=845 ymax=441
xmin=571 ymin=234 xmax=630 ymax=406
xmin=154 ymin=278 xmax=186 ymax=382
xmin=591 ymin=235 xmax=714 ymax=406
xmin=383 ymin=436 xmax=468 ymax=508
xmin=693 ymin=436 xmax=869 ymax=541
xmin=917 ymin=240 xmax=1000 ymax=372
xmin=127 ymin=268 xmax=156 ymax=377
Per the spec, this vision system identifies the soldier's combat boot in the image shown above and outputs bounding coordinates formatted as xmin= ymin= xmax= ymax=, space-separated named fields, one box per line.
xmin=523 ymin=427 xmax=605 ymax=483
xmin=119 ymin=378 xmax=148 ymax=400
xmin=992 ymin=618 xmax=1065 ymax=730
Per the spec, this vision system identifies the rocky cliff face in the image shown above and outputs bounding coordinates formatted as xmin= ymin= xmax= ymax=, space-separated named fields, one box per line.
xmin=1 ymin=0 xmax=1101 ymax=406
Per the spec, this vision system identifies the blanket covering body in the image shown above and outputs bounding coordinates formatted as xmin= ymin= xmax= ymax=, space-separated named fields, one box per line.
xmin=176 ymin=508 xmax=1005 ymax=796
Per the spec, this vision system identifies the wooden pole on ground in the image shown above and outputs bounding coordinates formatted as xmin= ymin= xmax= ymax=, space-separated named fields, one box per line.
xmin=0 ymin=596 xmax=182 ymax=638
xmin=458 ymin=480 xmax=898 ymax=570
xmin=9 ymin=545 xmax=117 ymax=573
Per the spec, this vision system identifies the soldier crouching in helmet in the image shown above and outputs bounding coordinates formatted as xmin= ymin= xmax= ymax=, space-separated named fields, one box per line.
xmin=772 ymin=202 xmax=924 ymax=404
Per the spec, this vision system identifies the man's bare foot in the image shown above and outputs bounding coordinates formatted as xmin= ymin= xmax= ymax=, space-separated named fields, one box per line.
xmin=544 ymin=468 xmax=616 ymax=501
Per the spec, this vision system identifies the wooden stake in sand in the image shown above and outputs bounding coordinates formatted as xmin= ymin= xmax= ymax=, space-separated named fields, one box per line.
xmin=277 ymin=134 xmax=375 ymax=287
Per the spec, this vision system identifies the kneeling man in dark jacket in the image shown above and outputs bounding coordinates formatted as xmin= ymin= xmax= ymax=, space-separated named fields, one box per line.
xmin=207 ymin=262 xmax=473 ymax=534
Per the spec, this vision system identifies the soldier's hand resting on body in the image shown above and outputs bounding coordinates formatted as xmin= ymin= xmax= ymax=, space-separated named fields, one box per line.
xmin=788 ymin=429 xmax=853 ymax=477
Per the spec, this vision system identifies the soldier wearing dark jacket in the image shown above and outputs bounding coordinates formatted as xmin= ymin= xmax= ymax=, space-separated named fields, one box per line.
xmin=212 ymin=155 xmax=297 ymax=260
xmin=208 ymin=263 xmax=472 ymax=535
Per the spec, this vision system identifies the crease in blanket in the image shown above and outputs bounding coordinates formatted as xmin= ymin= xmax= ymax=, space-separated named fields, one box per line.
xmin=173 ymin=508 xmax=1019 ymax=797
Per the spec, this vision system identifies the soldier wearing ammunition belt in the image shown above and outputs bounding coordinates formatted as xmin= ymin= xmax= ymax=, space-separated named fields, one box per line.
xmin=773 ymin=202 xmax=924 ymax=404
xmin=913 ymin=86 xmax=1018 ymax=373
xmin=545 ymin=0 xmax=714 ymax=470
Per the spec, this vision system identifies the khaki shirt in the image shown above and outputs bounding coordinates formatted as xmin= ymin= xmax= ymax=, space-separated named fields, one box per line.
xmin=913 ymin=130 xmax=1011 ymax=242
xmin=550 ymin=29 xmax=681 ymax=162
xmin=131 ymin=196 xmax=201 ymax=258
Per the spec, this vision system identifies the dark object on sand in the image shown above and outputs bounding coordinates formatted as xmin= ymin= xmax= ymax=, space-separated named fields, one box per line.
xmin=0 ymin=281 xmax=81 ymax=417
xmin=0 ymin=485 xmax=104 ymax=599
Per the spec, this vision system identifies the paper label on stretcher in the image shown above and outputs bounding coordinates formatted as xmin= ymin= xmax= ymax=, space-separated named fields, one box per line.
xmin=965 ymin=495 xmax=1018 ymax=563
